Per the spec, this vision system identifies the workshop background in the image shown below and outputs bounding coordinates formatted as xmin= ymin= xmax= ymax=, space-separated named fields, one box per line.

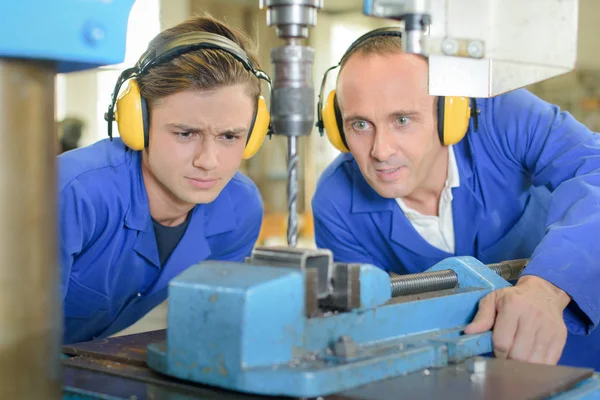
xmin=54 ymin=0 xmax=600 ymax=335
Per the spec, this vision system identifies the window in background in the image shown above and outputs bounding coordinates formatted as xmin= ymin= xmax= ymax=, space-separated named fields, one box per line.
xmin=55 ymin=74 xmax=66 ymax=121
xmin=330 ymin=22 xmax=371 ymax=62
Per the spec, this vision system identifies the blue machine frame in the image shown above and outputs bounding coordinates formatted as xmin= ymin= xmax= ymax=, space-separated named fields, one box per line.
xmin=147 ymin=254 xmax=600 ymax=398
xmin=1 ymin=0 xmax=135 ymax=73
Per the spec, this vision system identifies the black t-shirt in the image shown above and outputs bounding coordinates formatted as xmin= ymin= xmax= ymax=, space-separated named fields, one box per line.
xmin=152 ymin=214 xmax=191 ymax=265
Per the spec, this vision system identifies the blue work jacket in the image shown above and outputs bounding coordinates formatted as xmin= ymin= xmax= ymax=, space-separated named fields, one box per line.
xmin=58 ymin=138 xmax=263 ymax=344
xmin=312 ymin=89 xmax=600 ymax=370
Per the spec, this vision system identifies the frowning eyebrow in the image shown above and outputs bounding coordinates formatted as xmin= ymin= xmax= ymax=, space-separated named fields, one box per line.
xmin=218 ymin=127 xmax=247 ymax=136
xmin=166 ymin=124 xmax=247 ymax=135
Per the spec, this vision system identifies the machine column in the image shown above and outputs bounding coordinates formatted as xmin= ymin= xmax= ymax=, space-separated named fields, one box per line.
xmin=0 ymin=59 xmax=61 ymax=399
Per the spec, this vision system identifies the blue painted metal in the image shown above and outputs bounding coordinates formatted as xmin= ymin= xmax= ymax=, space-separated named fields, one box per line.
xmin=146 ymin=255 xmax=600 ymax=398
xmin=363 ymin=0 xmax=375 ymax=16
xmin=147 ymin=256 xmax=511 ymax=397
xmin=158 ymin=261 xmax=305 ymax=373
xmin=357 ymin=263 xmax=391 ymax=309
xmin=63 ymin=387 xmax=124 ymax=400
xmin=1 ymin=0 xmax=135 ymax=73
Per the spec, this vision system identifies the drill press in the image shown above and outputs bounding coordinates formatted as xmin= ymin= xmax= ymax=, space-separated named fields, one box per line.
xmin=260 ymin=0 xmax=323 ymax=247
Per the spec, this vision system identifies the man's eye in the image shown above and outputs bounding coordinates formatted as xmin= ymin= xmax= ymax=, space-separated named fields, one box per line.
xmin=396 ymin=116 xmax=410 ymax=126
xmin=175 ymin=131 xmax=193 ymax=138
xmin=352 ymin=121 xmax=370 ymax=131
xmin=224 ymin=134 xmax=237 ymax=141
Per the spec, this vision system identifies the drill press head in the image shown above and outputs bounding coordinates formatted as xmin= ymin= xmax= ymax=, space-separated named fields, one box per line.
xmin=363 ymin=0 xmax=431 ymax=55
xmin=363 ymin=0 xmax=578 ymax=97
xmin=259 ymin=0 xmax=323 ymax=137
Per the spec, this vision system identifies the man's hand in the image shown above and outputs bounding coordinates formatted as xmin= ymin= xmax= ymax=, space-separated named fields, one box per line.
xmin=464 ymin=275 xmax=571 ymax=365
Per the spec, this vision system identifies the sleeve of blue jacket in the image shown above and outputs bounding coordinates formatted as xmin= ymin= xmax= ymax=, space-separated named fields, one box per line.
xmin=58 ymin=180 xmax=98 ymax=300
xmin=487 ymin=89 xmax=600 ymax=335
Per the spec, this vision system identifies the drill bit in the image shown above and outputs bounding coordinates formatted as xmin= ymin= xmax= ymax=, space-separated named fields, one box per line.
xmin=261 ymin=0 xmax=323 ymax=248
xmin=287 ymin=136 xmax=299 ymax=247
xmin=269 ymin=44 xmax=315 ymax=249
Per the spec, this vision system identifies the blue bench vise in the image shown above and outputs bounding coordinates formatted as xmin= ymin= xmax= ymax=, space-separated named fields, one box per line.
xmin=147 ymin=247 xmax=600 ymax=398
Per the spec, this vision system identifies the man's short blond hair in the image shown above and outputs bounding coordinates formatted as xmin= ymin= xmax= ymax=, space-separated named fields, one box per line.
xmin=340 ymin=35 xmax=403 ymax=70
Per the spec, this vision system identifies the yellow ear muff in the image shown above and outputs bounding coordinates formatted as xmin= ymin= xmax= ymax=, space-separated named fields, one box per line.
xmin=243 ymin=95 xmax=270 ymax=160
xmin=322 ymin=90 xmax=350 ymax=153
xmin=440 ymin=96 xmax=471 ymax=145
xmin=115 ymin=79 xmax=148 ymax=151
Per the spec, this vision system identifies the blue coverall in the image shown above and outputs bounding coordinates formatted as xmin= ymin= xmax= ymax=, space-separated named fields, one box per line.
xmin=312 ymin=89 xmax=600 ymax=370
xmin=59 ymin=138 xmax=263 ymax=344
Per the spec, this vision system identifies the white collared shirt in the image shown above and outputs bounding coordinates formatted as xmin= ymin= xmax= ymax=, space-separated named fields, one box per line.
xmin=395 ymin=146 xmax=460 ymax=253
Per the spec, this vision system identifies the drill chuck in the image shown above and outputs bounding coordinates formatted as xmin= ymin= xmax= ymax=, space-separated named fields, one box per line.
xmin=270 ymin=46 xmax=314 ymax=137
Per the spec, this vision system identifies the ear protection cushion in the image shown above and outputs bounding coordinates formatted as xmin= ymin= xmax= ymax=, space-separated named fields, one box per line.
xmin=322 ymin=90 xmax=350 ymax=153
xmin=437 ymin=96 xmax=471 ymax=145
xmin=243 ymin=96 xmax=270 ymax=159
xmin=116 ymin=82 xmax=271 ymax=156
xmin=316 ymin=27 xmax=476 ymax=151
xmin=324 ymin=89 xmax=471 ymax=150
xmin=115 ymin=79 xmax=147 ymax=151
xmin=141 ymin=95 xmax=150 ymax=148
xmin=110 ymin=32 xmax=273 ymax=155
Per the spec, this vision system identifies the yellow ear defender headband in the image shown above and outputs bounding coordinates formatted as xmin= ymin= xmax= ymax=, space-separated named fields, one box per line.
xmin=104 ymin=32 xmax=272 ymax=159
xmin=316 ymin=27 xmax=479 ymax=153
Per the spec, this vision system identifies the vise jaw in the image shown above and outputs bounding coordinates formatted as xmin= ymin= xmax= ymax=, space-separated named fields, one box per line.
xmin=245 ymin=246 xmax=390 ymax=315
xmin=147 ymin=247 xmax=512 ymax=397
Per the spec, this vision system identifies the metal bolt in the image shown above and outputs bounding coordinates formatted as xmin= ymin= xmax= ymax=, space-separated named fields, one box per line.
xmin=441 ymin=38 xmax=459 ymax=56
xmin=83 ymin=21 xmax=106 ymax=47
xmin=467 ymin=40 xmax=485 ymax=58
xmin=466 ymin=357 xmax=487 ymax=374
xmin=333 ymin=335 xmax=357 ymax=358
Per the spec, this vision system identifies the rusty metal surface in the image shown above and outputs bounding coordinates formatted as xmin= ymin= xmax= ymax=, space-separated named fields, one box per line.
xmin=63 ymin=366 xmax=150 ymax=400
xmin=328 ymin=357 xmax=594 ymax=400
xmin=63 ymin=364 xmax=229 ymax=400
xmin=63 ymin=354 xmax=594 ymax=400
xmin=63 ymin=357 xmax=268 ymax=399
xmin=63 ymin=331 xmax=594 ymax=400
xmin=63 ymin=331 xmax=271 ymax=398
xmin=63 ymin=330 xmax=166 ymax=366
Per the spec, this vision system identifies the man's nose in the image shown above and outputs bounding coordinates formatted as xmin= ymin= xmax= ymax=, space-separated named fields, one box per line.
xmin=370 ymin=128 xmax=396 ymax=161
xmin=192 ymin=139 xmax=218 ymax=170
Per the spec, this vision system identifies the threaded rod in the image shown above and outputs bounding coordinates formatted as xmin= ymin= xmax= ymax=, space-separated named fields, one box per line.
xmin=390 ymin=259 xmax=529 ymax=297
xmin=486 ymin=259 xmax=528 ymax=281
xmin=391 ymin=270 xmax=458 ymax=297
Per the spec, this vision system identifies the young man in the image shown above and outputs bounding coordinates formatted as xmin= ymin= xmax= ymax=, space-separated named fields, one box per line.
xmin=313 ymin=30 xmax=600 ymax=370
xmin=59 ymin=16 xmax=270 ymax=344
